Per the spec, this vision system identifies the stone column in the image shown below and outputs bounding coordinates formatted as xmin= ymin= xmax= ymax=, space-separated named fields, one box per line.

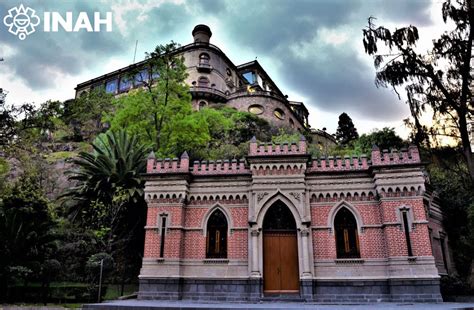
xmin=250 ymin=228 xmax=261 ymax=277
xmin=300 ymin=227 xmax=312 ymax=278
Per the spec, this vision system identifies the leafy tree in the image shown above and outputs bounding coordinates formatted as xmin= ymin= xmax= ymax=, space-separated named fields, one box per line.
xmin=189 ymin=106 xmax=273 ymax=160
xmin=0 ymin=99 xmax=64 ymax=152
xmin=65 ymin=129 xmax=148 ymax=229
xmin=362 ymin=0 xmax=474 ymax=181
xmin=0 ymin=175 xmax=57 ymax=299
xmin=63 ymin=129 xmax=148 ymax=287
xmin=63 ymin=89 xmax=114 ymax=142
xmin=355 ymin=127 xmax=405 ymax=154
xmin=428 ymin=147 xmax=474 ymax=285
xmin=328 ymin=127 xmax=405 ymax=157
xmin=335 ymin=112 xmax=359 ymax=146
xmin=108 ymin=42 xmax=193 ymax=155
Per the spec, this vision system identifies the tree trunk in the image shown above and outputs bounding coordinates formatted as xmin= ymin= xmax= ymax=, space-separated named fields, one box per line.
xmin=458 ymin=110 xmax=474 ymax=182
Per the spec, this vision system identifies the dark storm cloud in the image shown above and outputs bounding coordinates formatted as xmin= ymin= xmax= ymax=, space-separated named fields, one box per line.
xmin=191 ymin=0 xmax=433 ymax=121
xmin=0 ymin=0 xmax=125 ymax=89
xmin=144 ymin=3 xmax=193 ymax=37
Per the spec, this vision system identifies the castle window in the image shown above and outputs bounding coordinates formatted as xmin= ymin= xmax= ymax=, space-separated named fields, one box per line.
xmin=440 ymin=236 xmax=448 ymax=272
xmin=199 ymin=101 xmax=207 ymax=110
xmin=199 ymin=53 xmax=210 ymax=65
xmin=226 ymin=68 xmax=232 ymax=76
xmin=105 ymin=79 xmax=118 ymax=94
xmin=401 ymin=208 xmax=413 ymax=256
xmin=134 ymin=70 xmax=149 ymax=86
xmin=274 ymin=108 xmax=285 ymax=120
xmin=243 ymin=72 xmax=255 ymax=84
xmin=119 ymin=76 xmax=132 ymax=92
xmin=335 ymin=207 xmax=360 ymax=258
xmin=198 ymin=76 xmax=209 ymax=87
xmin=248 ymin=104 xmax=264 ymax=115
xmin=159 ymin=214 xmax=168 ymax=258
xmin=289 ymin=118 xmax=295 ymax=128
xmin=206 ymin=209 xmax=228 ymax=258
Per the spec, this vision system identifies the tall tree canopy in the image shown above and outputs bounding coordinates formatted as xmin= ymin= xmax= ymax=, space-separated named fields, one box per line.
xmin=362 ymin=0 xmax=474 ymax=181
xmin=107 ymin=42 xmax=194 ymax=156
xmin=335 ymin=112 xmax=359 ymax=146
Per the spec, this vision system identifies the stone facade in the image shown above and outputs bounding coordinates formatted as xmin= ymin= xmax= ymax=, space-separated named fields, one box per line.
xmin=139 ymin=139 xmax=448 ymax=302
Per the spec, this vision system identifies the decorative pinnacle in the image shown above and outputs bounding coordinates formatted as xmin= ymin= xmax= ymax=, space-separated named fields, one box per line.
xmin=181 ymin=151 xmax=189 ymax=159
xmin=300 ymin=135 xmax=306 ymax=141
xmin=147 ymin=151 xmax=156 ymax=159
xmin=250 ymin=136 xmax=257 ymax=143
xmin=372 ymin=144 xmax=380 ymax=151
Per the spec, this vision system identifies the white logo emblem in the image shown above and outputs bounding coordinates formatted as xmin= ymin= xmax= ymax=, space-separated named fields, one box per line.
xmin=3 ymin=4 xmax=40 ymax=40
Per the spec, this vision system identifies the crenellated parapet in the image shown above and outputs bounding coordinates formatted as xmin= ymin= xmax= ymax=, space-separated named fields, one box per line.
xmin=309 ymin=155 xmax=369 ymax=172
xmin=371 ymin=145 xmax=421 ymax=166
xmin=146 ymin=151 xmax=190 ymax=174
xmin=191 ymin=159 xmax=250 ymax=175
xmin=146 ymin=151 xmax=249 ymax=175
xmin=249 ymin=136 xmax=307 ymax=156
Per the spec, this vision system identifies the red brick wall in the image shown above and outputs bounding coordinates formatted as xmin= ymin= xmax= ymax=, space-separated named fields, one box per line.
xmin=144 ymin=202 xmax=248 ymax=260
xmin=313 ymin=230 xmax=336 ymax=259
xmin=379 ymin=198 xmax=432 ymax=257
xmin=310 ymin=197 xmax=432 ymax=259
xmin=360 ymin=228 xmax=387 ymax=258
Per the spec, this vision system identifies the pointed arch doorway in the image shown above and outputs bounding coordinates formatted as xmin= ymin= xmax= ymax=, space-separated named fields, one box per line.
xmin=262 ymin=201 xmax=300 ymax=293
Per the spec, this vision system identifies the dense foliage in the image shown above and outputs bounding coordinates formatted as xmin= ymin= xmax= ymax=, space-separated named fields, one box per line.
xmin=335 ymin=113 xmax=359 ymax=146
xmin=329 ymin=127 xmax=405 ymax=158
xmin=362 ymin=0 xmax=474 ymax=181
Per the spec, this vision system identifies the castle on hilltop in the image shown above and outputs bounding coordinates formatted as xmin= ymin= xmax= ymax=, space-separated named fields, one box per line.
xmin=75 ymin=24 xmax=336 ymax=150
xmin=76 ymin=25 xmax=452 ymax=303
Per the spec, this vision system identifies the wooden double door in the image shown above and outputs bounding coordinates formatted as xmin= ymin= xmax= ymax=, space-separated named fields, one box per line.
xmin=263 ymin=231 xmax=300 ymax=293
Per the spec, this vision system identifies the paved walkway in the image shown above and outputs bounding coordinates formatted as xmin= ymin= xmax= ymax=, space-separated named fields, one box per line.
xmin=82 ymin=300 xmax=474 ymax=310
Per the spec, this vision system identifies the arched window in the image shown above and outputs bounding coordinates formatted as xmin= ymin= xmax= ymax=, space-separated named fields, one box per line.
xmin=199 ymin=53 xmax=210 ymax=65
xmin=198 ymin=76 xmax=209 ymax=87
xmin=334 ymin=207 xmax=360 ymax=258
xmin=199 ymin=101 xmax=207 ymax=110
xmin=206 ymin=209 xmax=228 ymax=258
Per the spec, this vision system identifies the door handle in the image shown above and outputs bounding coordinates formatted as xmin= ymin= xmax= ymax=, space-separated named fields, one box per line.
xmin=277 ymin=267 xmax=281 ymax=274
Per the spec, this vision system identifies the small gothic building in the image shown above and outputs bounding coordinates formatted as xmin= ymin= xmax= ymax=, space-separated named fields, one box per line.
xmin=138 ymin=137 xmax=450 ymax=302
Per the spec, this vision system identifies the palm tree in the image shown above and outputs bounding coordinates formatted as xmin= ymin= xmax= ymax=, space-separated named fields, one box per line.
xmin=63 ymin=130 xmax=148 ymax=238
xmin=63 ymin=130 xmax=149 ymax=283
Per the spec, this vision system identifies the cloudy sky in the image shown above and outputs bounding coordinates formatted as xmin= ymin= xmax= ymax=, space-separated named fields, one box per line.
xmin=0 ymin=0 xmax=447 ymax=136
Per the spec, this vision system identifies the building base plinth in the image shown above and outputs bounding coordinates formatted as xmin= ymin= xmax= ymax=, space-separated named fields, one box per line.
xmin=138 ymin=278 xmax=262 ymax=302
xmin=137 ymin=278 xmax=441 ymax=303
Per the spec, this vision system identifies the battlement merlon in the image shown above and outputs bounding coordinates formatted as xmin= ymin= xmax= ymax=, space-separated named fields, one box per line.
xmin=249 ymin=135 xmax=307 ymax=156
xmin=309 ymin=155 xmax=369 ymax=172
xmin=146 ymin=151 xmax=190 ymax=174
xmin=371 ymin=144 xmax=421 ymax=166
xmin=191 ymin=159 xmax=249 ymax=175
xmin=146 ymin=152 xmax=250 ymax=175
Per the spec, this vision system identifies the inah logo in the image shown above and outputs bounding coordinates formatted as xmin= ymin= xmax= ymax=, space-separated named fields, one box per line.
xmin=3 ymin=4 xmax=40 ymax=40
xmin=3 ymin=4 xmax=113 ymax=41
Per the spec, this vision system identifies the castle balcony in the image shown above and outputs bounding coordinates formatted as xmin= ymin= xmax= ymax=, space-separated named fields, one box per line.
xmin=196 ymin=62 xmax=213 ymax=73
xmin=189 ymin=86 xmax=228 ymax=102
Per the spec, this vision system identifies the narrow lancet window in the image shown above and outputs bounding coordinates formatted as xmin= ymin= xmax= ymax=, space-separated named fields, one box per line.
xmin=335 ymin=207 xmax=360 ymax=258
xmin=206 ymin=209 xmax=228 ymax=258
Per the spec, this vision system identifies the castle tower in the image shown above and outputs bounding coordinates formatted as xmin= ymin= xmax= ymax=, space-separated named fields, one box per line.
xmin=192 ymin=24 xmax=212 ymax=43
